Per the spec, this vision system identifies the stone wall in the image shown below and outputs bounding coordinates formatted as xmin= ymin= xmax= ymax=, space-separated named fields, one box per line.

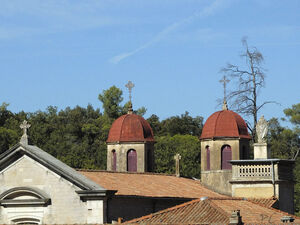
xmin=107 ymin=142 xmax=154 ymax=172
xmin=201 ymin=170 xmax=232 ymax=195
xmin=0 ymin=155 xmax=104 ymax=224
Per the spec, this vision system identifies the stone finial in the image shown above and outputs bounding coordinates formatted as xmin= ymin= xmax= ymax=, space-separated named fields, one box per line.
xmin=256 ymin=116 xmax=268 ymax=143
xmin=20 ymin=120 xmax=31 ymax=145
xmin=174 ymin=153 xmax=181 ymax=177
xmin=222 ymin=100 xmax=228 ymax=110
xmin=229 ymin=210 xmax=243 ymax=225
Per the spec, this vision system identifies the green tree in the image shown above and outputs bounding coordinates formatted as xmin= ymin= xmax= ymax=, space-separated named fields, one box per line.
xmin=284 ymin=103 xmax=300 ymax=134
xmin=147 ymin=114 xmax=162 ymax=136
xmin=98 ymin=86 xmax=123 ymax=120
xmin=160 ymin=112 xmax=203 ymax=136
xmin=155 ymin=134 xmax=201 ymax=178
xmin=268 ymin=118 xmax=299 ymax=159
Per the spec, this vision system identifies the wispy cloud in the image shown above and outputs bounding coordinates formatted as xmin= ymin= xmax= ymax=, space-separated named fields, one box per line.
xmin=0 ymin=0 xmax=135 ymax=40
xmin=109 ymin=0 xmax=230 ymax=64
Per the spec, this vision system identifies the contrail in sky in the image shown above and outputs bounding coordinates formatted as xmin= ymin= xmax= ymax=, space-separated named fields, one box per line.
xmin=109 ymin=0 xmax=228 ymax=64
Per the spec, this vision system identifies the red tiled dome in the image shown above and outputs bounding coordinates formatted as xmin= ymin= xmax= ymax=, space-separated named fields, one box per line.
xmin=107 ymin=113 xmax=155 ymax=143
xmin=200 ymin=110 xmax=251 ymax=140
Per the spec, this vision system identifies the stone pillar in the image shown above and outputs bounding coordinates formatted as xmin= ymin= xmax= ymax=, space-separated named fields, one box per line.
xmin=254 ymin=143 xmax=270 ymax=159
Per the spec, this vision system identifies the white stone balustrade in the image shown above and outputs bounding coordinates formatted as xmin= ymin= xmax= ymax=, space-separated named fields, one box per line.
xmin=232 ymin=163 xmax=273 ymax=180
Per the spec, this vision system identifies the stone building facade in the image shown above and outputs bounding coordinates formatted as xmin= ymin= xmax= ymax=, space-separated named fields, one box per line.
xmin=0 ymin=143 xmax=113 ymax=224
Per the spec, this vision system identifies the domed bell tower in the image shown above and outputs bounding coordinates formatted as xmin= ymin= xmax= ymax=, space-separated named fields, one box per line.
xmin=106 ymin=81 xmax=155 ymax=173
xmin=199 ymin=76 xmax=251 ymax=195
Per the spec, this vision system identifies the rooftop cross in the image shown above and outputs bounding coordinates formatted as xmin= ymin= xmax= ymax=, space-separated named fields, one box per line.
xmin=125 ymin=81 xmax=135 ymax=113
xmin=20 ymin=120 xmax=31 ymax=145
xmin=125 ymin=81 xmax=135 ymax=103
xmin=219 ymin=75 xmax=230 ymax=110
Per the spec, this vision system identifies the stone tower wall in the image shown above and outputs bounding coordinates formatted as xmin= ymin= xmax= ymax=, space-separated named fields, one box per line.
xmin=107 ymin=142 xmax=154 ymax=173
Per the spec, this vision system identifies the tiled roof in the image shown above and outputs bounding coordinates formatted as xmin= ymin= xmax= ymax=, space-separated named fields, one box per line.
xmin=200 ymin=110 xmax=251 ymax=139
xmin=106 ymin=113 xmax=155 ymax=143
xmin=124 ymin=197 xmax=300 ymax=224
xmin=247 ymin=197 xmax=278 ymax=208
xmin=79 ymin=170 xmax=224 ymax=199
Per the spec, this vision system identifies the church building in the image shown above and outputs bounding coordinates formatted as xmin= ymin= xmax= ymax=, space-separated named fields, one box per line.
xmin=0 ymin=81 xmax=296 ymax=224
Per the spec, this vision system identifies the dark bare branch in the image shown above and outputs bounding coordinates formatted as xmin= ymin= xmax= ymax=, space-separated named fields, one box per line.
xmin=220 ymin=38 xmax=276 ymax=142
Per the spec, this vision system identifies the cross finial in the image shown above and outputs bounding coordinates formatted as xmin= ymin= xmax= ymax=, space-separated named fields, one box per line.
xmin=125 ymin=81 xmax=135 ymax=113
xmin=174 ymin=153 xmax=181 ymax=177
xmin=219 ymin=75 xmax=230 ymax=110
xmin=20 ymin=120 xmax=31 ymax=145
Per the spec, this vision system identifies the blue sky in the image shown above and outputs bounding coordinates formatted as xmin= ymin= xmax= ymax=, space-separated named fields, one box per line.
xmin=0 ymin=0 xmax=299 ymax=126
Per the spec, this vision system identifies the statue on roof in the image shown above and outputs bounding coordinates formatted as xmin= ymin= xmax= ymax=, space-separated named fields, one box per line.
xmin=256 ymin=116 xmax=268 ymax=143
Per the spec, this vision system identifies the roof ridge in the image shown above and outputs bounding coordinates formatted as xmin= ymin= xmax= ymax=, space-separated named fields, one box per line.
xmin=245 ymin=198 xmax=300 ymax=219
xmin=118 ymin=114 xmax=128 ymax=141
xmin=214 ymin=111 xmax=222 ymax=137
xmin=246 ymin=197 xmax=277 ymax=208
xmin=123 ymin=198 xmax=202 ymax=224
xmin=0 ymin=144 xmax=105 ymax=191
xmin=231 ymin=110 xmax=240 ymax=137
xmin=77 ymin=169 xmax=182 ymax=177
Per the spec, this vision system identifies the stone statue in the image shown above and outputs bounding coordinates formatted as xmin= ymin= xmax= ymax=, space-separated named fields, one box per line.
xmin=256 ymin=116 xmax=268 ymax=143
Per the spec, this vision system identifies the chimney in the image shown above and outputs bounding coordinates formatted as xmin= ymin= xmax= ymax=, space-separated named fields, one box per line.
xmin=281 ymin=216 xmax=294 ymax=223
xmin=229 ymin=210 xmax=243 ymax=225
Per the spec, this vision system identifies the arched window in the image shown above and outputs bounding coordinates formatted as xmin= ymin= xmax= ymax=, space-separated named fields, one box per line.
xmin=221 ymin=145 xmax=232 ymax=170
xmin=111 ymin=150 xmax=117 ymax=171
xmin=0 ymin=187 xmax=50 ymax=224
xmin=127 ymin=149 xmax=137 ymax=172
xmin=206 ymin=146 xmax=210 ymax=170
xmin=12 ymin=217 xmax=40 ymax=224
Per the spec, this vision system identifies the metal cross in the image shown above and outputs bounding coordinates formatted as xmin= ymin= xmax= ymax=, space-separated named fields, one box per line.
xmin=125 ymin=81 xmax=135 ymax=103
xmin=20 ymin=120 xmax=31 ymax=136
xmin=219 ymin=75 xmax=230 ymax=102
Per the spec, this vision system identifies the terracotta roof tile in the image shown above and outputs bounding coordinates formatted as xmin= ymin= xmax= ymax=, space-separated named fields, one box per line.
xmin=247 ymin=197 xmax=278 ymax=208
xmin=79 ymin=170 xmax=224 ymax=199
xmin=124 ymin=197 xmax=300 ymax=224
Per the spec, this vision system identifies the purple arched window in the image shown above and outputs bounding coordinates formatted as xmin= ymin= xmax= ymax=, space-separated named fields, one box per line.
xmin=206 ymin=146 xmax=210 ymax=170
xmin=221 ymin=145 xmax=232 ymax=170
xmin=112 ymin=150 xmax=117 ymax=171
xmin=127 ymin=149 xmax=137 ymax=172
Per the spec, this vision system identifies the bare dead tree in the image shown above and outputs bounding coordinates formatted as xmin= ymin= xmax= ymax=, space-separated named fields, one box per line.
xmin=221 ymin=38 xmax=276 ymax=142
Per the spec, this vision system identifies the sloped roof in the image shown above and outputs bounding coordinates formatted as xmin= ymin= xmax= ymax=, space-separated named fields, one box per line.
xmin=248 ymin=197 xmax=278 ymax=208
xmin=200 ymin=110 xmax=251 ymax=140
xmin=107 ymin=113 xmax=155 ymax=143
xmin=0 ymin=143 xmax=106 ymax=191
xmin=79 ymin=170 xmax=224 ymax=199
xmin=124 ymin=197 xmax=300 ymax=224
